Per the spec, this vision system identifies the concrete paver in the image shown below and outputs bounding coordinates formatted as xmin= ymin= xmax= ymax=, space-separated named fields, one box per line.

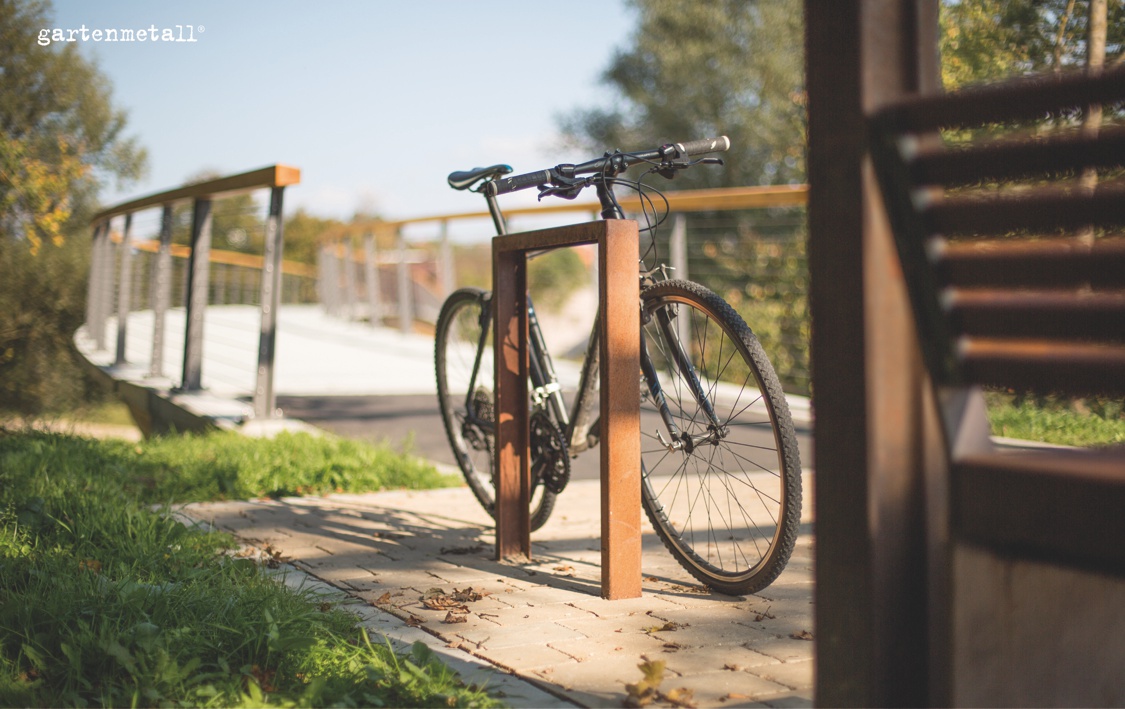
xmin=180 ymin=476 xmax=815 ymax=707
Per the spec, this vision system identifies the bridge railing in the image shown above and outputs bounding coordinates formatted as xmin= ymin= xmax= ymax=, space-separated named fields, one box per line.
xmin=317 ymin=184 xmax=812 ymax=393
xmin=85 ymin=165 xmax=304 ymax=420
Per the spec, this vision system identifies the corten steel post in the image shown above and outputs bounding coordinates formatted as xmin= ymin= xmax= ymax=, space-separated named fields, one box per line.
xmin=182 ymin=198 xmax=213 ymax=391
xmin=253 ymin=186 xmax=286 ymax=419
xmin=149 ymin=205 xmax=174 ymax=378
xmin=805 ymin=1 xmax=944 ymax=706
xmin=492 ymin=220 xmax=641 ymax=599
xmin=114 ymin=212 xmax=134 ymax=366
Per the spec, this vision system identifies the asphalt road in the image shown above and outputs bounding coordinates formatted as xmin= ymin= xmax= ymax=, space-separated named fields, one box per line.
xmin=277 ymin=393 xmax=814 ymax=482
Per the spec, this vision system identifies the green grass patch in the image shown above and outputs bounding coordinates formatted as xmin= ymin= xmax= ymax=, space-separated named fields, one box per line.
xmin=986 ymin=393 xmax=1125 ymax=448
xmin=0 ymin=429 xmax=497 ymax=707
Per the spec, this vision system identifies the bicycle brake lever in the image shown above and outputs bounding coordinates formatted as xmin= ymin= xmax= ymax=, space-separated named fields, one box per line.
xmin=656 ymin=156 xmax=724 ymax=180
xmin=537 ymin=174 xmax=587 ymax=201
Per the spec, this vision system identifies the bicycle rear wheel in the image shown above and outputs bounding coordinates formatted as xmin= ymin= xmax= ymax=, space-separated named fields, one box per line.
xmin=639 ymin=280 xmax=802 ymax=595
xmin=434 ymin=287 xmax=556 ymax=531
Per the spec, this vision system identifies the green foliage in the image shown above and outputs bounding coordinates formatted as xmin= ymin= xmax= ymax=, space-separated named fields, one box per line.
xmin=0 ymin=236 xmax=110 ymax=416
xmin=559 ymin=0 xmax=805 ymax=189
xmin=528 ymin=248 xmax=589 ymax=312
xmin=284 ymin=208 xmax=344 ymax=266
xmin=0 ymin=0 xmax=146 ymax=416
xmin=940 ymin=0 xmax=1125 ymax=89
xmin=0 ymin=429 xmax=497 ymax=707
xmin=985 ymin=392 xmax=1125 ymax=448
xmin=0 ymin=0 xmax=147 ymax=243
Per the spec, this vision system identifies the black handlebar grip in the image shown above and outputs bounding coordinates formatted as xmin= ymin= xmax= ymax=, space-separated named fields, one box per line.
xmin=676 ymin=136 xmax=731 ymax=157
xmin=489 ymin=169 xmax=553 ymax=196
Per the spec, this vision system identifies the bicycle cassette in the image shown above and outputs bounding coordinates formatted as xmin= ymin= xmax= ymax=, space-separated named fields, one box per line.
xmin=530 ymin=411 xmax=570 ymax=494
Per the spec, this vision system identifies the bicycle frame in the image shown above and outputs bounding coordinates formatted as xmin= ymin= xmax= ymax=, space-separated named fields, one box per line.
xmin=460 ymin=176 xmax=720 ymax=463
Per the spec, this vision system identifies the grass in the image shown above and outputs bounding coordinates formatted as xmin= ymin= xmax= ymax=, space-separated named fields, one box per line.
xmin=0 ymin=428 xmax=499 ymax=707
xmin=986 ymin=392 xmax=1125 ymax=448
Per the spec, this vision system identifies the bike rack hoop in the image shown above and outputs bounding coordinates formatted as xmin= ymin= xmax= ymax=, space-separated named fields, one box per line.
xmin=491 ymin=219 xmax=642 ymax=600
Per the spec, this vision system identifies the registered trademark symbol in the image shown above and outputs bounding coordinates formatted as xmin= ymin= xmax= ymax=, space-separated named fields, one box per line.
xmin=197 ymin=25 xmax=205 ymax=33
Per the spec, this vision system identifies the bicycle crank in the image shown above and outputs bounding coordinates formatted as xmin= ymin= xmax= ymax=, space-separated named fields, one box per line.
xmin=530 ymin=411 xmax=570 ymax=494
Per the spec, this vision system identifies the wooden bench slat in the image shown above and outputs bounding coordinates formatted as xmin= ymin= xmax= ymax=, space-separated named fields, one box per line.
xmin=909 ymin=126 xmax=1125 ymax=186
xmin=874 ymin=66 xmax=1125 ymax=134
xmin=960 ymin=337 xmax=1125 ymax=394
xmin=925 ymin=184 xmax=1125 ymax=237
xmin=949 ymin=290 xmax=1125 ymax=341
xmin=937 ymin=237 xmax=1125 ymax=288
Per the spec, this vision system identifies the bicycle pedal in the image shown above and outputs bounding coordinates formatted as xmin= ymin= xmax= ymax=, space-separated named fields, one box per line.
xmin=585 ymin=416 xmax=600 ymax=449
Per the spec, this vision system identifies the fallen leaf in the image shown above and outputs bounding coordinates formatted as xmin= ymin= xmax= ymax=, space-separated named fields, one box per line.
xmin=404 ymin=615 xmax=425 ymax=627
xmin=452 ymin=587 xmax=487 ymax=602
xmin=624 ymin=659 xmax=666 ymax=707
xmin=643 ymin=622 xmax=683 ymax=634
xmin=374 ymin=592 xmax=392 ymax=605
xmin=790 ymin=629 xmax=814 ymax=641
xmin=442 ymin=611 xmax=468 ymax=624
xmin=661 ymin=687 xmax=697 ymax=708
xmin=553 ymin=564 xmax=575 ymax=576
xmin=78 ymin=559 xmax=102 ymax=573
xmin=249 ymin=664 xmax=277 ymax=693
xmin=722 ymin=663 xmax=742 ymax=672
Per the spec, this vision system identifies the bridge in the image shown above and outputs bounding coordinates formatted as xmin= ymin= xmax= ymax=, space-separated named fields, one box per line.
xmin=75 ymin=165 xmax=810 ymax=442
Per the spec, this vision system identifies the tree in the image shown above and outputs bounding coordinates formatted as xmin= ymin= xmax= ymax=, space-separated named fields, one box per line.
xmin=0 ymin=0 xmax=146 ymax=416
xmin=558 ymin=0 xmax=805 ymax=189
xmin=940 ymin=0 xmax=1125 ymax=89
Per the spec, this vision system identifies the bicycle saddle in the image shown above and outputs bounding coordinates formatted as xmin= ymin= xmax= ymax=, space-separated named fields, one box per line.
xmin=447 ymin=164 xmax=512 ymax=191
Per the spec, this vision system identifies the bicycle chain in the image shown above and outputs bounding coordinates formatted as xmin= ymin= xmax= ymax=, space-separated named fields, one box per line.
xmin=530 ymin=411 xmax=570 ymax=494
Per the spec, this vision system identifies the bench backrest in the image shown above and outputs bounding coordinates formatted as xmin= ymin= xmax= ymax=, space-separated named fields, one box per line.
xmin=869 ymin=67 xmax=1125 ymax=398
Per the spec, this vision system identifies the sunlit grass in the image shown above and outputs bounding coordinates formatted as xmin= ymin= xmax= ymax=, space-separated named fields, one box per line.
xmin=986 ymin=392 xmax=1125 ymax=448
xmin=0 ymin=429 xmax=497 ymax=707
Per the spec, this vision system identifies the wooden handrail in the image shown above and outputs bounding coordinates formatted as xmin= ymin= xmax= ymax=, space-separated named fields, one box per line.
xmin=92 ymin=164 xmax=301 ymax=223
xmin=321 ymin=184 xmax=809 ymax=241
xmin=107 ymin=231 xmax=317 ymax=278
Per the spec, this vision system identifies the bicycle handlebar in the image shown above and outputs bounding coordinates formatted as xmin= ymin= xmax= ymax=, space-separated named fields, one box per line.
xmin=485 ymin=136 xmax=730 ymax=197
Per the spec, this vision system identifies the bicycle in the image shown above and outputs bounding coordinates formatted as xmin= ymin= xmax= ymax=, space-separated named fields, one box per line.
xmin=434 ymin=137 xmax=802 ymax=595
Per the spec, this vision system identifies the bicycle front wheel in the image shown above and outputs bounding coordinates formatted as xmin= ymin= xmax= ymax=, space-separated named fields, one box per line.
xmin=434 ymin=287 xmax=556 ymax=531
xmin=639 ymin=280 xmax=802 ymax=595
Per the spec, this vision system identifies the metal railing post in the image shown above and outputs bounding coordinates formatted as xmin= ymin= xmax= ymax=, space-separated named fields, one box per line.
xmin=395 ymin=228 xmax=413 ymax=334
xmin=114 ymin=212 xmax=134 ymax=366
xmin=363 ymin=232 xmax=383 ymax=326
xmin=343 ymin=237 xmax=358 ymax=321
xmin=182 ymin=198 xmax=213 ymax=391
xmin=86 ymin=222 xmax=107 ymax=348
xmin=149 ymin=205 xmax=173 ymax=378
xmin=439 ymin=219 xmax=455 ymax=297
xmin=253 ymin=186 xmax=286 ymax=420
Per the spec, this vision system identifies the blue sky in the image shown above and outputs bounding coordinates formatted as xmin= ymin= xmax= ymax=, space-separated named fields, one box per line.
xmin=47 ymin=1 xmax=633 ymax=227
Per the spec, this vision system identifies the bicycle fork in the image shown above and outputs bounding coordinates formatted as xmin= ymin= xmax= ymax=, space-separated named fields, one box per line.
xmin=642 ymin=301 xmax=728 ymax=454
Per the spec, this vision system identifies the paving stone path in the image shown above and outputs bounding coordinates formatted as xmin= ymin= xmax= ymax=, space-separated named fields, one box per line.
xmin=179 ymin=477 xmax=815 ymax=708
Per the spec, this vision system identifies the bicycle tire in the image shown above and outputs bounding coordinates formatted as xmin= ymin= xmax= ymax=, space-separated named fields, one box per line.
xmin=434 ymin=287 xmax=556 ymax=531
xmin=639 ymin=279 xmax=802 ymax=595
